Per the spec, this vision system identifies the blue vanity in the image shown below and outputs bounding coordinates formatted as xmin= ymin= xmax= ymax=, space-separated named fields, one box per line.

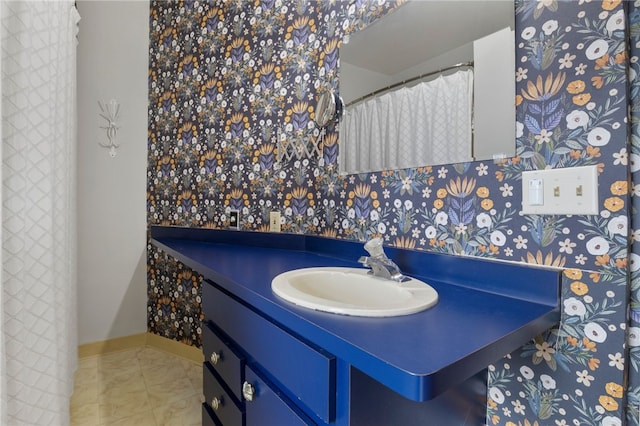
xmin=150 ymin=226 xmax=560 ymax=426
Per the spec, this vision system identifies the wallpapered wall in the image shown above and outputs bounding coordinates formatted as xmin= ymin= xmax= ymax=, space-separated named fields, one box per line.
xmin=146 ymin=0 xmax=638 ymax=424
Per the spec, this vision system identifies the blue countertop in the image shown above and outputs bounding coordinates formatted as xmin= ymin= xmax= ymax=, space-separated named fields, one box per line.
xmin=150 ymin=226 xmax=560 ymax=402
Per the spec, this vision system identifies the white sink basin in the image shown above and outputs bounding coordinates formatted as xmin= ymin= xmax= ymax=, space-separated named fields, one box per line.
xmin=271 ymin=267 xmax=438 ymax=317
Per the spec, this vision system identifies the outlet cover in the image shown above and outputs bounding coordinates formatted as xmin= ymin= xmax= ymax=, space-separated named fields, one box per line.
xmin=521 ymin=166 xmax=599 ymax=215
xmin=229 ymin=210 xmax=239 ymax=229
xmin=269 ymin=211 xmax=281 ymax=232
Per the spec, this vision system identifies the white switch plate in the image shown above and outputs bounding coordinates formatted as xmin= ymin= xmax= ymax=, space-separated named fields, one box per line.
xmin=269 ymin=211 xmax=281 ymax=232
xmin=521 ymin=166 xmax=599 ymax=215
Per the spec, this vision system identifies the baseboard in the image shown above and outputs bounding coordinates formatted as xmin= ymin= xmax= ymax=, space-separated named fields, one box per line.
xmin=78 ymin=332 xmax=203 ymax=364
xmin=145 ymin=333 xmax=204 ymax=364
xmin=78 ymin=333 xmax=148 ymax=358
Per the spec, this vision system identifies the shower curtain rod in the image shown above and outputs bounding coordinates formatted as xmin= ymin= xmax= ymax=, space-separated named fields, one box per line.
xmin=345 ymin=61 xmax=474 ymax=108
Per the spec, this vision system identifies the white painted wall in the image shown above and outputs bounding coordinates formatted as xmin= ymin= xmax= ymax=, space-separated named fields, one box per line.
xmin=76 ymin=0 xmax=149 ymax=344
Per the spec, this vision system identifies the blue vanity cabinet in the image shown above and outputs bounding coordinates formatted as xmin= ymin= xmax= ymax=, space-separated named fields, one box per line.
xmin=244 ymin=365 xmax=317 ymax=426
xmin=202 ymin=279 xmax=336 ymax=426
xmin=203 ymin=361 xmax=244 ymax=425
xmin=202 ymin=322 xmax=245 ymax=398
xmin=151 ymin=228 xmax=561 ymax=426
xmin=202 ymin=322 xmax=246 ymax=425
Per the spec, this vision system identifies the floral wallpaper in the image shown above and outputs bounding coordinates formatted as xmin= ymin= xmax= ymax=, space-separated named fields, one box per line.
xmin=628 ymin=2 xmax=640 ymax=424
xmin=146 ymin=0 xmax=637 ymax=424
xmin=486 ymin=1 xmax=635 ymax=425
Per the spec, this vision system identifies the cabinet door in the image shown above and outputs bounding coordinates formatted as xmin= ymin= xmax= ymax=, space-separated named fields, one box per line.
xmin=203 ymin=281 xmax=335 ymax=422
xmin=244 ymin=366 xmax=317 ymax=426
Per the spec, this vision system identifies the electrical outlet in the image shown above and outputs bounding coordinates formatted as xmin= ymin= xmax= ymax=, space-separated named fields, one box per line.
xmin=229 ymin=210 xmax=239 ymax=229
xmin=269 ymin=211 xmax=281 ymax=232
xmin=521 ymin=166 xmax=599 ymax=215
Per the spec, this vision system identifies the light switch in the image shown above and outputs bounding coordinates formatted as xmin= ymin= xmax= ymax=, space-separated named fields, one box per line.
xmin=269 ymin=211 xmax=281 ymax=232
xmin=528 ymin=178 xmax=543 ymax=205
xmin=521 ymin=166 xmax=599 ymax=215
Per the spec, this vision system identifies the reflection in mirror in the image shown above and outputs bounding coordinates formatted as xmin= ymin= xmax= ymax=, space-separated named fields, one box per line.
xmin=339 ymin=1 xmax=515 ymax=174
xmin=315 ymin=92 xmax=344 ymax=128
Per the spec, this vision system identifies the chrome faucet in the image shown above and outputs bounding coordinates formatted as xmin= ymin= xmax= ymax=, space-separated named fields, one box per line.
xmin=358 ymin=238 xmax=408 ymax=282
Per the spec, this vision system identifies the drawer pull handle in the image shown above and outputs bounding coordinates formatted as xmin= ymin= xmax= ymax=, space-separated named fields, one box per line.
xmin=242 ymin=381 xmax=255 ymax=402
xmin=210 ymin=351 xmax=221 ymax=365
xmin=211 ymin=396 xmax=223 ymax=411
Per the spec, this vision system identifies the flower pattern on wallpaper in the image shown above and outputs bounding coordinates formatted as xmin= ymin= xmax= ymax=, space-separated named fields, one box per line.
xmin=147 ymin=243 xmax=204 ymax=346
xmin=147 ymin=0 xmax=402 ymax=346
xmin=627 ymin=2 xmax=640 ymax=425
xmin=147 ymin=0 xmax=635 ymax=424
xmin=485 ymin=1 xmax=633 ymax=425
xmin=148 ymin=0 xmax=629 ymax=271
xmin=488 ymin=269 xmax=627 ymax=426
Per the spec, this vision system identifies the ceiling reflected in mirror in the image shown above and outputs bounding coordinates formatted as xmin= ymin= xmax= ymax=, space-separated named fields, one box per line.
xmin=340 ymin=1 xmax=514 ymax=103
xmin=338 ymin=1 xmax=515 ymax=173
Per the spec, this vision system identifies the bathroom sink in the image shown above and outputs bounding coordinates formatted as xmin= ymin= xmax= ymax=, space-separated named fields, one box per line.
xmin=271 ymin=267 xmax=438 ymax=317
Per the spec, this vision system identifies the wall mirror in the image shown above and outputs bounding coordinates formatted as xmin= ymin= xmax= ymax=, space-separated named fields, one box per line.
xmin=339 ymin=1 xmax=515 ymax=174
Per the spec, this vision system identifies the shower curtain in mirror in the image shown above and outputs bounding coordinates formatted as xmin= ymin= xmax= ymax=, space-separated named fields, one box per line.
xmin=340 ymin=70 xmax=474 ymax=174
xmin=1 ymin=1 xmax=79 ymax=424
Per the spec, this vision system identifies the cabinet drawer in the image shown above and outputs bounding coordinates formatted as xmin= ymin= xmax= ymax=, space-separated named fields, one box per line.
xmin=245 ymin=365 xmax=316 ymax=426
xmin=203 ymin=281 xmax=335 ymax=423
xmin=203 ymin=321 xmax=245 ymax=399
xmin=203 ymin=363 xmax=244 ymax=426
xmin=202 ymin=403 xmax=222 ymax=426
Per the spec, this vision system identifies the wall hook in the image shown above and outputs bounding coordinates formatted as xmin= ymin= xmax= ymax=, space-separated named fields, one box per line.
xmin=98 ymin=99 xmax=120 ymax=157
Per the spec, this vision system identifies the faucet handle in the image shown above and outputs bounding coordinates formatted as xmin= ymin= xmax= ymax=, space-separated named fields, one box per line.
xmin=364 ymin=237 xmax=386 ymax=258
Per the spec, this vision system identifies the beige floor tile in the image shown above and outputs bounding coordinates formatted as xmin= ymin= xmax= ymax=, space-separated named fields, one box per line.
xmin=98 ymin=387 xmax=152 ymax=424
xmin=71 ymin=344 xmax=203 ymax=426
xmin=71 ymin=380 xmax=99 ymax=407
xmin=99 ymin=370 xmax=147 ymax=396
xmin=185 ymin=363 xmax=203 ymax=392
xmin=177 ymin=357 xmax=200 ymax=370
xmin=75 ymin=358 xmax=99 ymax=386
xmin=78 ymin=355 xmax=99 ymax=370
xmin=98 ymin=355 xmax=140 ymax=375
xmin=141 ymin=361 xmax=188 ymax=387
xmin=152 ymin=393 xmax=202 ymax=426
xmin=70 ymin=401 xmax=99 ymax=426
xmin=98 ymin=349 xmax=142 ymax=370
xmin=146 ymin=375 xmax=198 ymax=407
xmin=137 ymin=347 xmax=181 ymax=370
xmin=74 ymin=367 xmax=98 ymax=388
xmin=105 ymin=409 xmax=158 ymax=426
xmin=183 ymin=361 xmax=202 ymax=380
xmin=78 ymin=355 xmax=100 ymax=368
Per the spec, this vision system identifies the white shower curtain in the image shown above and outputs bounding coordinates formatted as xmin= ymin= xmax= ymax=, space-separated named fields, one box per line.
xmin=1 ymin=1 xmax=79 ymax=424
xmin=340 ymin=69 xmax=474 ymax=173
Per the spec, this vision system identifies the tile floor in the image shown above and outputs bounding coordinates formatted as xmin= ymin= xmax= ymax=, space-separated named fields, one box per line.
xmin=70 ymin=346 xmax=203 ymax=426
